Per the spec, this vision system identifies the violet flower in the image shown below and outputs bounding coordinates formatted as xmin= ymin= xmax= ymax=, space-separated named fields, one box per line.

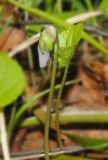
xmin=38 ymin=25 xmax=57 ymax=68
xmin=38 ymin=45 xmax=50 ymax=68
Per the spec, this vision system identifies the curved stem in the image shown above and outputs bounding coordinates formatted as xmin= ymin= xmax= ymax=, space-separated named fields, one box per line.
xmin=45 ymin=44 xmax=58 ymax=160
xmin=0 ymin=111 xmax=10 ymax=160
xmin=55 ymin=67 xmax=68 ymax=148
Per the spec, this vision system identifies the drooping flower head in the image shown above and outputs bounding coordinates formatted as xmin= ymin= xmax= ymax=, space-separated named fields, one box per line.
xmin=38 ymin=25 xmax=57 ymax=68
xmin=38 ymin=23 xmax=83 ymax=68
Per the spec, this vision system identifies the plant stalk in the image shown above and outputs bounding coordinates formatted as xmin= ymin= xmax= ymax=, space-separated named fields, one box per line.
xmin=55 ymin=67 xmax=68 ymax=148
xmin=45 ymin=44 xmax=58 ymax=160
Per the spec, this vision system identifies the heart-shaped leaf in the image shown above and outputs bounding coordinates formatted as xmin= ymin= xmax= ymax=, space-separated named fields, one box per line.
xmin=0 ymin=53 xmax=25 ymax=108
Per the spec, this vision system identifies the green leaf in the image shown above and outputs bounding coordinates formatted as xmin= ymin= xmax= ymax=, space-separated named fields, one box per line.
xmin=58 ymin=23 xmax=83 ymax=67
xmin=0 ymin=53 xmax=25 ymax=108
xmin=51 ymin=155 xmax=93 ymax=160
xmin=67 ymin=134 xmax=108 ymax=151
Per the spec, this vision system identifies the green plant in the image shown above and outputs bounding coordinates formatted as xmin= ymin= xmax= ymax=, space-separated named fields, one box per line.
xmin=37 ymin=23 xmax=83 ymax=160
xmin=0 ymin=53 xmax=25 ymax=160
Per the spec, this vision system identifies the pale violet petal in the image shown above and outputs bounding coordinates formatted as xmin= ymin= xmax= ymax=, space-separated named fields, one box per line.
xmin=38 ymin=46 xmax=50 ymax=68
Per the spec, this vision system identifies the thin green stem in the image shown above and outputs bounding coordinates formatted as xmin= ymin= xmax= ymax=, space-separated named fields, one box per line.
xmin=47 ymin=59 xmax=52 ymax=80
xmin=45 ymin=44 xmax=58 ymax=160
xmin=8 ymin=0 xmax=108 ymax=56
xmin=55 ymin=67 xmax=68 ymax=148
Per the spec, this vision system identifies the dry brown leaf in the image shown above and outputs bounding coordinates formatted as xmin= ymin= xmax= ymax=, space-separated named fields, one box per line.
xmin=64 ymin=62 xmax=108 ymax=111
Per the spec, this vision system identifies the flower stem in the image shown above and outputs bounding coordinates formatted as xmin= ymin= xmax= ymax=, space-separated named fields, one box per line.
xmin=45 ymin=44 xmax=58 ymax=160
xmin=0 ymin=111 xmax=10 ymax=160
xmin=55 ymin=66 xmax=68 ymax=148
